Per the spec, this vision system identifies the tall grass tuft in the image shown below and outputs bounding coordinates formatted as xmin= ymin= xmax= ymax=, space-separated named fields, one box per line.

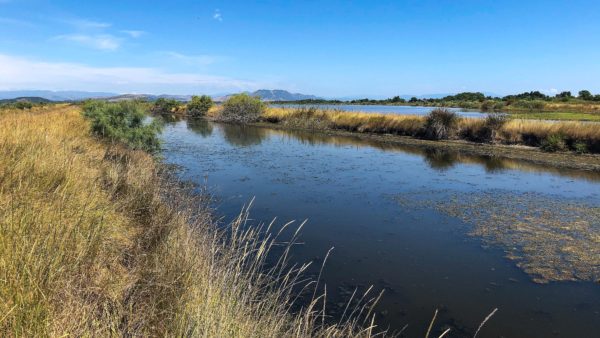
xmin=424 ymin=108 xmax=459 ymax=140
xmin=483 ymin=113 xmax=508 ymax=143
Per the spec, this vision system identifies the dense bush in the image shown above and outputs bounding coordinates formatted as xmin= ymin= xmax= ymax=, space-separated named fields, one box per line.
xmin=219 ymin=93 xmax=265 ymax=123
xmin=481 ymin=100 xmax=496 ymax=111
xmin=82 ymin=100 xmax=162 ymax=153
xmin=424 ymin=108 xmax=458 ymax=140
xmin=512 ymin=100 xmax=546 ymax=110
xmin=186 ymin=95 xmax=213 ymax=119
xmin=151 ymin=98 xmax=180 ymax=115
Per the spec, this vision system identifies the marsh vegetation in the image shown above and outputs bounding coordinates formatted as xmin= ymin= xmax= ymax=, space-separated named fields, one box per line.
xmin=235 ymin=106 xmax=600 ymax=154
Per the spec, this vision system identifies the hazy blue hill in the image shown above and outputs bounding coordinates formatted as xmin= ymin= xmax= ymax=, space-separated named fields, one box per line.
xmin=0 ymin=96 xmax=52 ymax=103
xmin=0 ymin=90 xmax=118 ymax=101
xmin=251 ymin=89 xmax=319 ymax=101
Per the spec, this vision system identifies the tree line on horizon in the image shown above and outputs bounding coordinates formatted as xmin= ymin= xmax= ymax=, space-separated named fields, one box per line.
xmin=276 ymin=89 xmax=600 ymax=106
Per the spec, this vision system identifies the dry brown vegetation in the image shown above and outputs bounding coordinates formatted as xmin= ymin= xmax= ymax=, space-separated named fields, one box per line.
xmin=0 ymin=105 xmax=389 ymax=337
xmin=258 ymin=107 xmax=600 ymax=153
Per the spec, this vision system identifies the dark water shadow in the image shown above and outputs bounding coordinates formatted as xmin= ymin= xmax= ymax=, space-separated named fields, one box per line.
xmin=186 ymin=119 xmax=214 ymax=137
xmin=220 ymin=123 xmax=268 ymax=147
xmin=261 ymin=126 xmax=600 ymax=181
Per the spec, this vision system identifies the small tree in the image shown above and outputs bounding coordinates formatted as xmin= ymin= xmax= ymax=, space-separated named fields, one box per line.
xmin=578 ymin=90 xmax=593 ymax=101
xmin=219 ymin=93 xmax=265 ymax=123
xmin=556 ymin=91 xmax=572 ymax=102
xmin=151 ymin=98 xmax=180 ymax=115
xmin=187 ymin=95 xmax=213 ymax=119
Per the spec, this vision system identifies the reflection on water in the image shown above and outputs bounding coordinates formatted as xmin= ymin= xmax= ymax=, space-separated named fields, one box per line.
xmin=244 ymin=124 xmax=600 ymax=181
xmin=221 ymin=124 xmax=268 ymax=147
xmin=423 ymin=148 xmax=459 ymax=171
xmin=161 ymin=119 xmax=600 ymax=338
xmin=186 ymin=119 xmax=213 ymax=137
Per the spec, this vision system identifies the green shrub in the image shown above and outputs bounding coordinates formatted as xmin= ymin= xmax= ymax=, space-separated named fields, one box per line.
xmin=151 ymin=98 xmax=180 ymax=115
xmin=540 ymin=134 xmax=567 ymax=152
xmin=573 ymin=141 xmax=589 ymax=154
xmin=424 ymin=108 xmax=458 ymax=140
xmin=481 ymin=100 xmax=499 ymax=111
xmin=14 ymin=101 xmax=34 ymax=110
xmin=493 ymin=101 xmax=506 ymax=110
xmin=513 ymin=100 xmax=546 ymax=110
xmin=82 ymin=100 xmax=162 ymax=153
xmin=187 ymin=95 xmax=213 ymax=119
xmin=220 ymin=93 xmax=265 ymax=123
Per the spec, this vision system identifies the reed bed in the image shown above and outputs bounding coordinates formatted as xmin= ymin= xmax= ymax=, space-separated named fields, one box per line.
xmin=0 ymin=105 xmax=387 ymax=337
xmin=260 ymin=107 xmax=600 ymax=153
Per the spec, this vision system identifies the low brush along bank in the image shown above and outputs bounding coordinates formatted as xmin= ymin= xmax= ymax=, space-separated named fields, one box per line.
xmin=0 ymin=104 xmax=384 ymax=337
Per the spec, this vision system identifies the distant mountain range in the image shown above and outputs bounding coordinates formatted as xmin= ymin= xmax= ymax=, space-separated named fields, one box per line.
xmin=0 ymin=96 xmax=53 ymax=103
xmin=250 ymin=89 xmax=320 ymax=101
xmin=0 ymin=89 xmax=500 ymax=103
xmin=0 ymin=89 xmax=320 ymax=102
xmin=213 ymin=89 xmax=320 ymax=102
xmin=103 ymin=94 xmax=193 ymax=102
xmin=0 ymin=90 xmax=117 ymax=101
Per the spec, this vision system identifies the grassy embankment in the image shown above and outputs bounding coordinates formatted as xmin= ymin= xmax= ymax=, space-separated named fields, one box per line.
xmin=277 ymin=97 xmax=600 ymax=121
xmin=0 ymin=104 xmax=385 ymax=337
xmin=242 ymin=107 xmax=600 ymax=154
xmin=504 ymin=110 xmax=600 ymax=122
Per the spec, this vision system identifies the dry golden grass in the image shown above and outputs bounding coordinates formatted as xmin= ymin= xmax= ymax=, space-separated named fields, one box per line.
xmin=501 ymin=119 xmax=600 ymax=143
xmin=263 ymin=107 xmax=425 ymax=135
xmin=542 ymin=101 xmax=600 ymax=112
xmin=0 ymin=105 xmax=388 ymax=337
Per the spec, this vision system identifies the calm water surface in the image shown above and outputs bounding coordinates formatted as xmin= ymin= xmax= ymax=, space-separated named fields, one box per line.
xmin=162 ymin=120 xmax=600 ymax=337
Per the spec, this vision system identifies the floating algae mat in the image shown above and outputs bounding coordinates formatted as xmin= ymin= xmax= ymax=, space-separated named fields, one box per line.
xmin=397 ymin=189 xmax=600 ymax=283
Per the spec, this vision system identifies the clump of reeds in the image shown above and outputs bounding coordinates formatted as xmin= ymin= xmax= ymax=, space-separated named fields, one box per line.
xmin=424 ymin=108 xmax=459 ymax=140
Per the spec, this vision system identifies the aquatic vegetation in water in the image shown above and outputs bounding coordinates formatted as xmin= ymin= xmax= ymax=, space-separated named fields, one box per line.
xmin=396 ymin=190 xmax=600 ymax=283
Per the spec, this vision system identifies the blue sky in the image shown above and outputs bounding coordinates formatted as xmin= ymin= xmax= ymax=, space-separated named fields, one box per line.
xmin=1 ymin=0 xmax=599 ymax=97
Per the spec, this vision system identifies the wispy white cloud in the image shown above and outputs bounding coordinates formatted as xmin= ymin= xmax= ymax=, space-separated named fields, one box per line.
xmin=66 ymin=18 xmax=111 ymax=29
xmin=213 ymin=9 xmax=222 ymax=22
xmin=164 ymin=51 xmax=220 ymax=66
xmin=0 ymin=53 xmax=260 ymax=94
xmin=0 ymin=17 xmax=35 ymax=27
xmin=121 ymin=30 xmax=145 ymax=38
xmin=53 ymin=34 xmax=122 ymax=51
